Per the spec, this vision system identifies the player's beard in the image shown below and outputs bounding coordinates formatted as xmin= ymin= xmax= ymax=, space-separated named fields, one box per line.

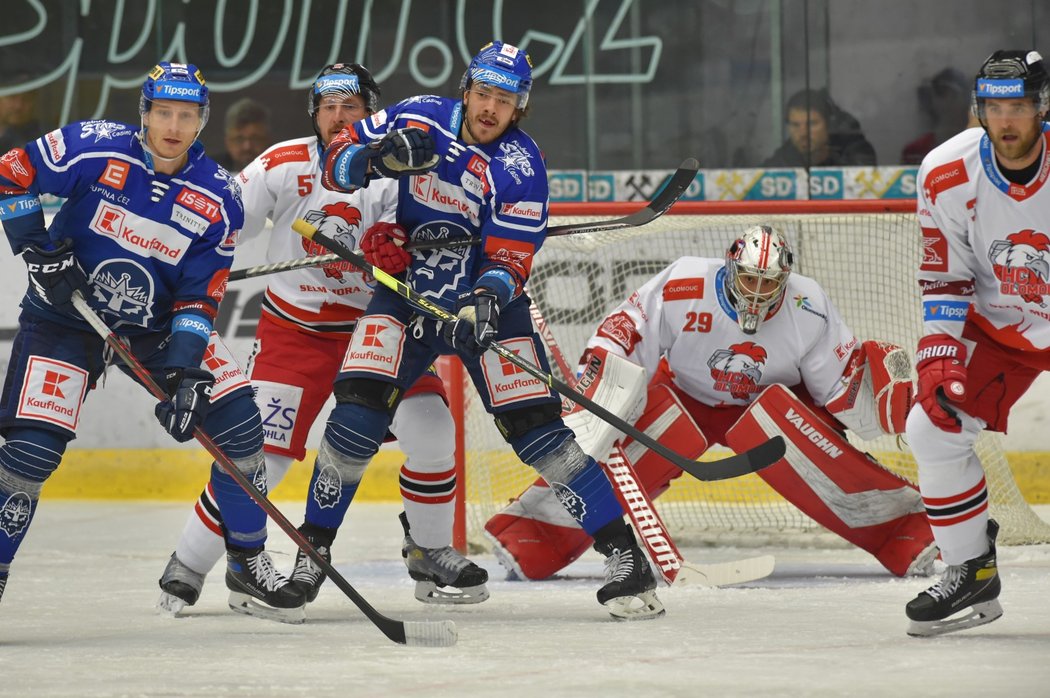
xmin=992 ymin=125 xmax=1044 ymax=166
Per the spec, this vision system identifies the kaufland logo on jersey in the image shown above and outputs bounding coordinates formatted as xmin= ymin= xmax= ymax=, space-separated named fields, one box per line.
xmin=499 ymin=201 xmax=542 ymax=220
xmin=90 ymin=202 xmax=188 ymax=263
xmin=976 ymin=78 xmax=1025 ymax=98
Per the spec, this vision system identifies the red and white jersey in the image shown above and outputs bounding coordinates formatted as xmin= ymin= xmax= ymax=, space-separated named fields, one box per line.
xmin=917 ymin=125 xmax=1050 ymax=351
xmin=236 ymin=136 xmax=397 ymax=336
xmin=582 ymin=257 xmax=858 ymax=407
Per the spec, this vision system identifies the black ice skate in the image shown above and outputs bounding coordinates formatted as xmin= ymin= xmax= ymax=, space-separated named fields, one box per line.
xmin=225 ymin=546 xmax=306 ymax=624
xmin=400 ymin=512 xmax=489 ymax=604
xmin=289 ymin=523 xmax=336 ymax=603
xmin=906 ymin=519 xmax=1002 ymax=637
xmin=594 ymin=526 xmax=665 ymax=621
xmin=156 ymin=551 xmax=206 ymax=616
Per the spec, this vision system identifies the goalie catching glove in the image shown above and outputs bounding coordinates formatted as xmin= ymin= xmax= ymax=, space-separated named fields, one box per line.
xmin=914 ymin=334 xmax=967 ymax=433
xmin=361 ymin=222 xmax=411 ymax=274
xmin=825 ymin=339 xmax=914 ymax=439
xmin=322 ymin=127 xmax=439 ymax=192
xmin=155 ymin=367 xmax=215 ymax=442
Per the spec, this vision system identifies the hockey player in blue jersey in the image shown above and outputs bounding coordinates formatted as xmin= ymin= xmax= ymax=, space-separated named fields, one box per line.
xmin=0 ymin=62 xmax=306 ymax=622
xmin=316 ymin=41 xmax=663 ymax=620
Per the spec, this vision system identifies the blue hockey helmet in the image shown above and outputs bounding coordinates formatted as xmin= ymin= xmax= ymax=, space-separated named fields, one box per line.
xmin=972 ymin=50 xmax=1050 ymax=123
xmin=140 ymin=62 xmax=210 ymax=124
xmin=459 ymin=41 xmax=533 ymax=109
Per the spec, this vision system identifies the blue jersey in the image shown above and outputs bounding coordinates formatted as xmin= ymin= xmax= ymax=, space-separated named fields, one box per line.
xmin=351 ymin=96 xmax=549 ymax=307
xmin=0 ymin=120 xmax=243 ymax=365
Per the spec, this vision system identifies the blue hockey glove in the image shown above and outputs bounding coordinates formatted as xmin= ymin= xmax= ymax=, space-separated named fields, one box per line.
xmin=441 ymin=289 xmax=500 ymax=360
xmin=323 ymin=127 xmax=439 ymax=192
xmin=22 ymin=238 xmax=90 ymax=315
xmin=154 ymin=367 xmax=214 ymax=443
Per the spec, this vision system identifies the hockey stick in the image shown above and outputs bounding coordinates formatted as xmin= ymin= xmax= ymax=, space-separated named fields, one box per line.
xmin=292 ymin=218 xmax=785 ymax=482
xmin=70 ymin=292 xmax=456 ymax=648
xmin=228 ymin=160 xmax=700 ymax=283
xmin=526 ymin=295 xmax=775 ymax=587
xmin=405 ymin=158 xmax=700 ymax=252
xmin=228 ymin=253 xmax=341 ymax=282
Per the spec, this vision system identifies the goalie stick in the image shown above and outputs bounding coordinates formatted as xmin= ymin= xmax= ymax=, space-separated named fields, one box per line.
xmin=226 ymin=159 xmax=700 ymax=283
xmin=70 ymin=292 xmax=456 ymax=648
xmin=292 ymin=217 xmax=785 ymax=482
xmin=527 ymin=294 xmax=775 ymax=587
xmin=406 ymin=158 xmax=701 ymax=252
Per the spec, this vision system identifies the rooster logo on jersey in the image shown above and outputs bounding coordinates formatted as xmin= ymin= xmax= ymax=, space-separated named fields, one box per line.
xmin=707 ymin=341 xmax=767 ymax=401
xmin=301 ymin=202 xmax=363 ymax=283
xmin=988 ymin=229 xmax=1050 ymax=306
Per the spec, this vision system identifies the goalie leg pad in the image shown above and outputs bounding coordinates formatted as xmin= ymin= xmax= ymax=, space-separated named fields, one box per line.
xmin=485 ymin=380 xmax=708 ymax=580
xmin=726 ymin=384 xmax=934 ymax=576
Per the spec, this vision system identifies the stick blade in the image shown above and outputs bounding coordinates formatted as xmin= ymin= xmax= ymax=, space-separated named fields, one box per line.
xmin=402 ymin=620 xmax=459 ymax=647
xmin=676 ymin=435 xmax=785 ymax=482
xmin=675 ymin=555 xmax=775 ymax=587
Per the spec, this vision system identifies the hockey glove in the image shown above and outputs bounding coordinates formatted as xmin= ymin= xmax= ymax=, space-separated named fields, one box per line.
xmin=22 ymin=238 xmax=90 ymax=315
xmin=322 ymin=127 xmax=439 ymax=192
xmin=915 ymin=334 xmax=967 ymax=433
xmin=361 ymin=222 xmax=412 ymax=274
xmin=155 ymin=367 xmax=215 ymax=443
xmin=442 ymin=289 xmax=500 ymax=360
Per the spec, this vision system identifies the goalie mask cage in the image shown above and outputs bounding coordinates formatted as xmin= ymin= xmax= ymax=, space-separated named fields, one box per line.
xmin=442 ymin=200 xmax=1050 ymax=550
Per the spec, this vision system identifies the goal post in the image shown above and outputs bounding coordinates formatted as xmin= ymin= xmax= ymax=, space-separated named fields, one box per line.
xmin=443 ymin=200 xmax=1050 ymax=551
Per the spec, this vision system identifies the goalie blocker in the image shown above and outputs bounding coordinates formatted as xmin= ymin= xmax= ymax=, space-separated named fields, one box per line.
xmin=486 ymin=343 xmax=936 ymax=579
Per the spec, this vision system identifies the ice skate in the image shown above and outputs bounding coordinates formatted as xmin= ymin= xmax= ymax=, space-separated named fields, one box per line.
xmin=0 ymin=573 xmax=7 ymax=604
xmin=906 ymin=519 xmax=1002 ymax=637
xmin=594 ymin=527 xmax=664 ymax=621
xmin=225 ymin=547 xmax=306 ymax=624
xmin=400 ymin=512 xmax=489 ymax=604
xmin=289 ymin=523 xmax=336 ymax=603
xmin=156 ymin=552 xmax=206 ymax=617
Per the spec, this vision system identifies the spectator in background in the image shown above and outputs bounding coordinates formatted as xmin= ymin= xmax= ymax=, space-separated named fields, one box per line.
xmin=764 ymin=88 xmax=877 ymax=167
xmin=0 ymin=83 xmax=43 ymax=153
xmin=216 ymin=98 xmax=270 ymax=172
xmin=900 ymin=67 xmax=977 ymax=165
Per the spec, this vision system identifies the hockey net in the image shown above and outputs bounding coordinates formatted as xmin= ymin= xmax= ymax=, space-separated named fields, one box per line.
xmin=446 ymin=200 xmax=1050 ymax=549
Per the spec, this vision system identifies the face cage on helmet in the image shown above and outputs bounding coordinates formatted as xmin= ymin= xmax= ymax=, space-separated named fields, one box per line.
xmin=725 ymin=256 xmax=790 ymax=334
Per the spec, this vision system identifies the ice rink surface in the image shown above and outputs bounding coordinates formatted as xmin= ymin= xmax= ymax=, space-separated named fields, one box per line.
xmin=2 ymin=501 xmax=1048 ymax=698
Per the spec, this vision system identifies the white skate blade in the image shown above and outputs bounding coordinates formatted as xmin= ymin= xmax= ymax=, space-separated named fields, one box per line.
xmin=603 ymin=590 xmax=666 ymax=621
xmin=228 ymin=591 xmax=306 ymax=625
xmin=674 ymin=555 xmax=776 ymax=587
xmin=156 ymin=591 xmax=189 ymax=618
xmin=414 ymin=580 xmax=490 ymax=605
xmin=907 ymin=599 xmax=1003 ymax=637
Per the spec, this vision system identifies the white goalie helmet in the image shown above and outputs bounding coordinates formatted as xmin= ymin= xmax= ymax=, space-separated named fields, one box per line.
xmin=724 ymin=225 xmax=794 ymax=334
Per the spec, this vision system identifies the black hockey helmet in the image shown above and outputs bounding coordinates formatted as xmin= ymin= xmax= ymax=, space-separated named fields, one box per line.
xmin=307 ymin=63 xmax=380 ymax=139
xmin=972 ymin=50 xmax=1050 ymax=124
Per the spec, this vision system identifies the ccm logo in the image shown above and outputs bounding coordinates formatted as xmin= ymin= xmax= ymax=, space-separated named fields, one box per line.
xmin=175 ymin=188 xmax=221 ymax=223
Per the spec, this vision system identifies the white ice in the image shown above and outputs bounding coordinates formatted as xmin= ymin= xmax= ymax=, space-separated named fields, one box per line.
xmin=2 ymin=501 xmax=1048 ymax=697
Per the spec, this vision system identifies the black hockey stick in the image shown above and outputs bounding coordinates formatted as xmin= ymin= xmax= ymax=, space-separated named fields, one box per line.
xmin=228 ymin=253 xmax=341 ymax=282
xmin=71 ymin=292 xmax=456 ymax=648
xmin=292 ymin=218 xmax=784 ymax=482
xmin=227 ymin=159 xmax=700 ymax=282
xmin=405 ymin=157 xmax=700 ymax=252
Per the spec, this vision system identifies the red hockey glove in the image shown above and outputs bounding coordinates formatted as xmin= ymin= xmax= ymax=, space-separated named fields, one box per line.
xmin=915 ymin=334 xmax=967 ymax=433
xmin=360 ymin=222 xmax=411 ymax=274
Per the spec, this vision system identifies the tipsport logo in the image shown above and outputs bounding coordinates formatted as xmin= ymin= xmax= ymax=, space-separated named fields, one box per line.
xmin=976 ymin=78 xmax=1024 ymax=98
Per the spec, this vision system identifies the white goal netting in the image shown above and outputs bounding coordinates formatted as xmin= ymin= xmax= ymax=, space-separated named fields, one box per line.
xmin=448 ymin=203 xmax=1050 ymax=549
